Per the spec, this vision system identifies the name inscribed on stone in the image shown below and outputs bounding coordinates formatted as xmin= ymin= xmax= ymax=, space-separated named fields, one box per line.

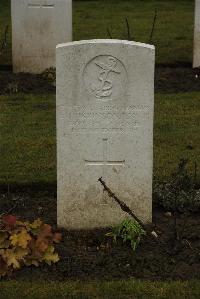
xmin=61 ymin=105 xmax=150 ymax=133
xmin=28 ymin=0 xmax=55 ymax=8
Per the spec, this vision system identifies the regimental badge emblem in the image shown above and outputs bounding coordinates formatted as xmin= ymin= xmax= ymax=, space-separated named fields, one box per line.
xmin=83 ymin=55 xmax=128 ymax=101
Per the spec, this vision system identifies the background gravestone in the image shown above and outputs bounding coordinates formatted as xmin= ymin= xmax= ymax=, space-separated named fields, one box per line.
xmin=193 ymin=0 xmax=200 ymax=68
xmin=11 ymin=0 xmax=72 ymax=73
xmin=56 ymin=40 xmax=155 ymax=229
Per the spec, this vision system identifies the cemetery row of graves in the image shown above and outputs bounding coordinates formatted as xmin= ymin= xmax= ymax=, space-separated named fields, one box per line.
xmin=0 ymin=1 xmax=200 ymax=297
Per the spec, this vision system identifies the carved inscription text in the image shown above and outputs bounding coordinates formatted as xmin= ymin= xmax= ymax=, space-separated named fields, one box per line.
xmin=60 ymin=105 xmax=150 ymax=133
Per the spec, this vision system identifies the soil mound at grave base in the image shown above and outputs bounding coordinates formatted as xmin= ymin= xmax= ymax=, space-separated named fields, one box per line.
xmin=1 ymin=66 xmax=200 ymax=95
xmin=155 ymin=66 xmax=200 ymax=93
xmin=1 ymin=189 xmax=200 ymax=282
xmin=46 ymin=212 xmax=200 ymax=281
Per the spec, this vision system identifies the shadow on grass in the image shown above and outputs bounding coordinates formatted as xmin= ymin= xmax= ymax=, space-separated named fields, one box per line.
xmin=0 ymin=182 xmax=56 ymax=196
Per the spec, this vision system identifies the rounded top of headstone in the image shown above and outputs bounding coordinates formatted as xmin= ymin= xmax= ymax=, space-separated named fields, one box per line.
xmin=56 ymin=39 xmax=155 ymax=50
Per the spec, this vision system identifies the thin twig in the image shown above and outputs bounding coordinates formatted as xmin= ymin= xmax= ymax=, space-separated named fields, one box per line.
xmin=97 ymin=177 xmax=177 ymax=257
xmin=194 ymin=161 xmax=197 ymax=187
xmin=184 ymin=239 xmax=193 ymax=250
xmin=125 ymin=18 xmax=131 ymax=40
xmin=0 ymin=25 xmax=9 ymax=55
xmin=173 ymin=196 xmax=179 ymax=241
xmin=149 ymin=9 xmax=157 ymax=43
xmin=98 ymin=177 xmax=146 ymax=230
xmin=0 ymin=202 xmax=18 ymax=218
xmin=98 ymin=177 xmax=185 ymax=257
xmin=107 ymin=28 xmax=113 ymax=39
xmin=192 ymin=161 xmax=197 ymax=201
xmin=178 ymin=215 xmax=189 ymax=241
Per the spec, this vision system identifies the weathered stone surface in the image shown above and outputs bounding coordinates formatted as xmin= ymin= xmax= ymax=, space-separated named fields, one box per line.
xmin=11 ymin=0 xmax=72 ymax=73
xmin=56 ymin=40 xmax=155 ymax=229
xmin=194 ymin=0 xmax=200 ymax=68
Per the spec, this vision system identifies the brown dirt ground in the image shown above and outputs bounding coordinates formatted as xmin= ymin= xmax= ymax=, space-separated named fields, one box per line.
xmin=0 ymin=192 xmax=200 ymax=282
xmin=1 ymin=66 xmax=200 ymax=94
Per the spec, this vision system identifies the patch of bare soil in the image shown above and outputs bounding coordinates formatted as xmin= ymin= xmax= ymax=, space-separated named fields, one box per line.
xmin=0 ymin=192 xmax=200 ymax=282
xmin=1 ymin=66 xmax=200 ymax=95
xmin=0 ymin=71 xmax=55 ymax=94
xmin=155 ymin=66 xmax=200 ymax=93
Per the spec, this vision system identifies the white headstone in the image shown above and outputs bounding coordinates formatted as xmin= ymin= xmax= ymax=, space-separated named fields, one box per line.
xmin=57 ymin=40 xmax=155 ymax=229
xmin=193 ymin=0 xmax=200 ymax=68
xmin=11 ymin=0 xmax=72 ymax=73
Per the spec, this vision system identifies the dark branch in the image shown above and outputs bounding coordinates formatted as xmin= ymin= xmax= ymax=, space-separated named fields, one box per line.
xmin=98 ymin=177 xmax=146 ymax=231
xmin=97 ymin=177 xmax=177 ymax=256
xmin=125 ymin=18 xmax=131 ymax=40
xmin=149 ymin=9 xmax=157 ymax=43
xmin=0 ymin=25 xmax=9 ymax=55
xmin=107 ymin=28 xmax=113 ymax=39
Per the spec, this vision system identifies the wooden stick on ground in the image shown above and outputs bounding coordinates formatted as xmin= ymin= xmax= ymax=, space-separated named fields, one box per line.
xmin=98 ymin=177 xmax=158 ymax=239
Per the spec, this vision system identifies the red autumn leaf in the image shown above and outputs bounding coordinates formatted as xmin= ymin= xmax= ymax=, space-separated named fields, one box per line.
xmin=29 ymin=239 xmax=42 ymax=258
xmin=2 ymin=215 xmax=17 ymax=227
xmin=53 ymin=233 xmax=62 ymax=243
xmin=39 ymin=224 xmax=53 ymax=239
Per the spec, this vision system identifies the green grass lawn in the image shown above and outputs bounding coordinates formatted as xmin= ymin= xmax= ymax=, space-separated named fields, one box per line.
xmin=0 ymin=92 xmax=200 ymax=189
xmin=154 ymin=92 xmax=200 ymax=181
xmin=0 ymin=280 xmax=200 ymax=299
xmin=0 ymin=0 xmax=194 ymax=66
xmin=0 ymin=94 xmax=56 ymax=189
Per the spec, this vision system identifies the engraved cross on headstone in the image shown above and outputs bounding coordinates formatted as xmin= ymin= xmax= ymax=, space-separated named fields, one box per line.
xmin=85 ymin=138 xmax=125 ymax=169
xmin=85 ymin=138 xmax=125 ymax=203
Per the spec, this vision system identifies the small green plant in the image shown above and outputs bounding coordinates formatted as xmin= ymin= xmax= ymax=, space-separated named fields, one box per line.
xmin=154 ymin=159 xmax=200 ymax=212
xmin=0 ymin=215 xmax=62 ymax=277
xmin=106 ymin=219 xmax=146 ymax=251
